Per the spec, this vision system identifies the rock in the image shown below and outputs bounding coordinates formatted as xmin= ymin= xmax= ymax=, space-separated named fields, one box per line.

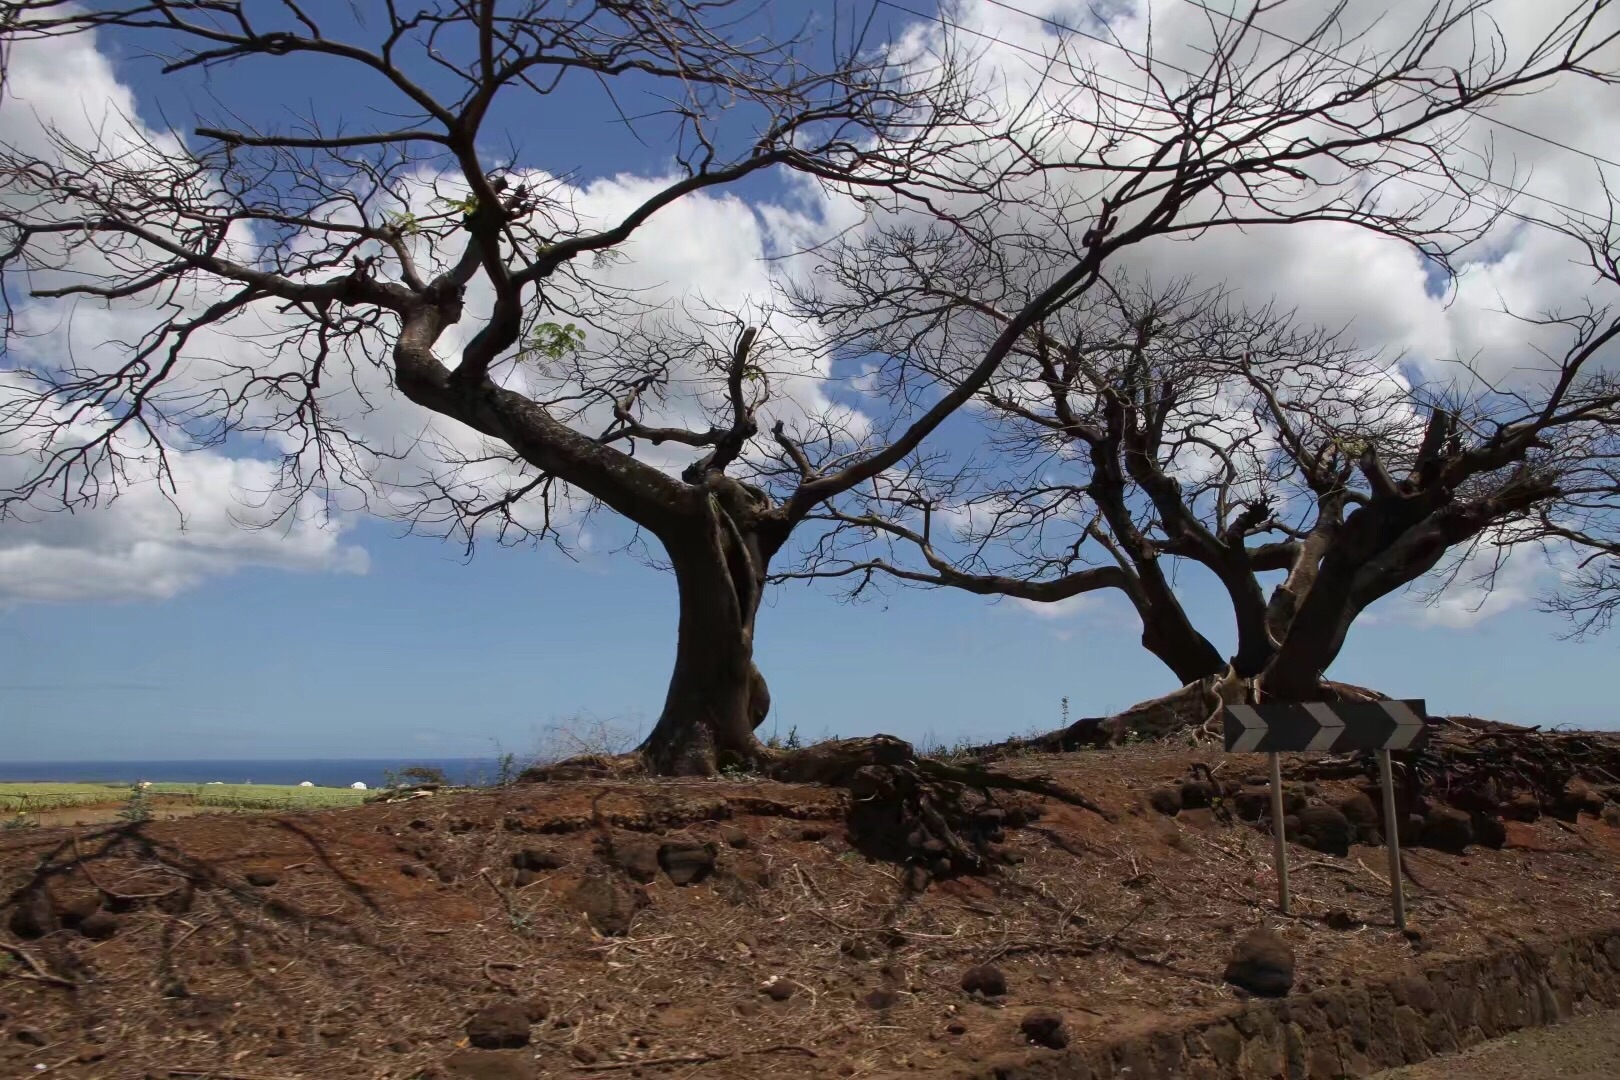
xmin=77 ymin=912 xmax=121 ymax=941
xmin=568 ymin=873 xmax=649 ymax=936
xmin=1019 ymin=1009 xmax=1069 ymax=1049
xmin=571 ymin=1045 xmax=599 ymax=1065
xmin=606 ymin=840 xmax=660 ymax=884
xmin=961 ymin=964 xmax=1007 ymax=997
xmin=1180 ymin=780 xmax=1215 ymax=810
xmin=1002 ymin=806 xmax=1039 ymax=828
xmin=1325 ymin=909 xmax=1361 ymax=931
xmin=13 ymin=1027 xmax=47 ymax=1047
xmin=761 ymin=977 xmax=795 ymax=1001
xmin=444 ymin=1049 xmax=536 ymax=1080
xmin=1223 ymin=929 xmax=1295 ymax=997
xmin=1339 ymin=792 xmax=1378 ymax=829
xmin=245 ymin=871 xmax=279 ymax=888
xmin=265 ymin=1040 xmax=296 ymax=1058
xmin=1504 ymin=792 xmax=1542 ymax=822
xmin=723 ymin=828 xmax=750 ymax=849
xmin=1233 ymin=790 xmax=1270 ymax=821
xmin=511 ymin=848 xmax=565 ymax=872
xmin=52 ymin=892 xmax=102 ymax=929
xmin=1605 ymin=805 xmax=1620 ymax=828
xmin=7 ymin=895 xmax=56 ymax=940
xmin=466 ymin=1003 xmax=533 ymax=1050
xmin=1421 ymin=805 xmax=1473 ymax=854
xmin=861 ymin=988 xmax=901 ymax=1010
xmin=1148 ymin=786 xmax=1183 ymax=816
xmin=1295 ymin=805 xmax=1355 ymax=857
xmin=1470 ymin=811 xmax=1507 ymax=849
xmin=798 ymin=826 xmax=828 ymax=842
xmin=658 ymin=840 xmax=718 ymax=886
xmin=946 ymin=1020 xmax=968 ymax=1035
xmin=1562 ymin=779 xmax=1607 ymax=819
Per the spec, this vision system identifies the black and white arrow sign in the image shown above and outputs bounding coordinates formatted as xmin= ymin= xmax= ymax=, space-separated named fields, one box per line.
xmin=1222 ymin=700 xmax=1428 ymax=754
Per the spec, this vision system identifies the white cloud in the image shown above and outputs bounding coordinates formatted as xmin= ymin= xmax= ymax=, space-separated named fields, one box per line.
xmin=1012 ymin=593 xmax=1103 ymax=620
xmin=0 ymin=374 xmax=369 ymax=604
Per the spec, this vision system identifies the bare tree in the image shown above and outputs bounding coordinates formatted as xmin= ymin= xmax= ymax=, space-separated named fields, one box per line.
xmin=2 ymin=1 xmax=1616 ymax=772
xmin=790 ymin=261 xmax=1620 ymax=734
xmin=0 ymin=0 xmax=998 ymax=775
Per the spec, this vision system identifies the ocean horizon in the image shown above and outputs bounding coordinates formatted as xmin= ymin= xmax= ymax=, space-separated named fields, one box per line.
xmin=0 ymin=757 xmax=514 ymax=789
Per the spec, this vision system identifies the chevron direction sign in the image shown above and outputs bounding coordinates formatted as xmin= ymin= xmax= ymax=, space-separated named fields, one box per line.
xmin=1222 ymin=700 xmax=1429 ymax=754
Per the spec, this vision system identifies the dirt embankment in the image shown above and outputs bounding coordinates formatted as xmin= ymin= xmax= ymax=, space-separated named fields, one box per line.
xmin=4 ymin=740 xmax=1620 ymax=1078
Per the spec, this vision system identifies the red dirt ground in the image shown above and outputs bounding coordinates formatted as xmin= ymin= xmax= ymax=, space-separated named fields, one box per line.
xmin=4 ymin=746 xmax=1620 ymax=1079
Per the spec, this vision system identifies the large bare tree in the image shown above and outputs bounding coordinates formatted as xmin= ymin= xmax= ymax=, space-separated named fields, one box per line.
xmin=2 ymin=1 xmax=1616 ymax=772
xmin=791 ymin=272 xmax=1620 ymax=734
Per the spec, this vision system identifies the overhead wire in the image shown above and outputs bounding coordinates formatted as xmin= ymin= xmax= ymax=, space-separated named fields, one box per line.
xmin=870 ymin=0 xmax=1616 ymax=238
xmin=1178 ymin=0 xmax=1620 ymax=172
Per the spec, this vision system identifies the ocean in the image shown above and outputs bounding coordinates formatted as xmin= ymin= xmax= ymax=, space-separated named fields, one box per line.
xmin=0 ymin=757 xmax=511 ymax=789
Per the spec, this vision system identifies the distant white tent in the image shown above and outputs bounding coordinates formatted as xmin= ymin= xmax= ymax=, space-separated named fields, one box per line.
xmin=298 ymin=781 xmax=315 ymax=788
xmin=350 ymin=782 xmax=367 ymax=790
xmin=207 ymin=781 xmax=224 ymax=785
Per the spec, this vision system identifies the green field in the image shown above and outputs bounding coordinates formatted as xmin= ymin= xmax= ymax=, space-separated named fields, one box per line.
xmin=0 ymin=781 xmax=368 ymax=814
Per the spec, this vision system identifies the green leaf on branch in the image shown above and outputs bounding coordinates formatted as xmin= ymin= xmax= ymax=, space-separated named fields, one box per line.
xmin=435 ymin=194 xmax=480 ymax=218
xmin=384 ymin=211 xmax=421 ymax=236
xmin=525 ymin=322 xmax=587 ymax=361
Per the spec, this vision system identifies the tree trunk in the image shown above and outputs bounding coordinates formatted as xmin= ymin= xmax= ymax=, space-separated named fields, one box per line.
xmin=1136 ymin=597 xmax=1227 ymax=685
xmin=637 ymin=492 xmax=775 ymax=775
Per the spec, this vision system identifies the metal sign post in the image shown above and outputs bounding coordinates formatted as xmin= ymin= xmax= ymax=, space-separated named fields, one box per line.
xmin=1269 ymin=751 xmax=1290 ymax=914
xmin=1223 ymin=699 xmax=1428 ymax=929
xmin=1377 ymin=748 xmax=1406 ymax=931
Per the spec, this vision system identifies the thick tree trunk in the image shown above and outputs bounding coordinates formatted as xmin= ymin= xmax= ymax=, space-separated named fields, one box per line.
xmin=637 ymin=489 xmax=776 ymax=775
xmin=1128 ymin=576 xmax=1227 ymax=685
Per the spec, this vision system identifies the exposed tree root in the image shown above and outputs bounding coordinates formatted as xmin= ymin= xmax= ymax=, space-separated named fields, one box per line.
xmin=521 ymin=734 xmax=1112 ymax=890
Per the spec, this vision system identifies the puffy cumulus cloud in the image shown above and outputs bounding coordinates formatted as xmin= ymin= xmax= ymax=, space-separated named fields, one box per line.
xmin=0 ymin=30 xmax=368 ymax=602
xmin=0 ymin=374 xmax=368 ymax=604
xmin=871 ymin=0 xmax=1618 ymax=360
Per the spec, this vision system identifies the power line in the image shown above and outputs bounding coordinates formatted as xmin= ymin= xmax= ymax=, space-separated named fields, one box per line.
xmin=1179 ymin=0 xmax=1620 ymax=173
xmin=873 ymin=0 xmax=1611 ymax=235
xmin=975 ymin=0 xmax=1611 ymax=227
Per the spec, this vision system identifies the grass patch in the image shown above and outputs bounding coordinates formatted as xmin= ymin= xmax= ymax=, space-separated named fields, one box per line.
xmin=0 ymin=781 xmax=367 ymax=814
xmin=152 ymin=783 xmax=367 ymax=810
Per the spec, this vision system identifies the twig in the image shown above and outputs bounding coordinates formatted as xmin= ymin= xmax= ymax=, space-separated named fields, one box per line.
xmin=71 ymin=837 xmax=182 ymax=902
xmin=484 ymin=960 xmax=521 ymax=989
xmin=0 ymin=941 xmax=78 ymax=988
xmin=570 ymin=1044 xmax=817 ymax=1071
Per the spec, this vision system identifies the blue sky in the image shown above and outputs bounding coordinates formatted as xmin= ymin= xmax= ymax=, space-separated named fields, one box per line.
xmin=8 ymin=512 xmax=1615 ymax=761
xmin=4 ymin=1 xmax=1619 ymax=762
